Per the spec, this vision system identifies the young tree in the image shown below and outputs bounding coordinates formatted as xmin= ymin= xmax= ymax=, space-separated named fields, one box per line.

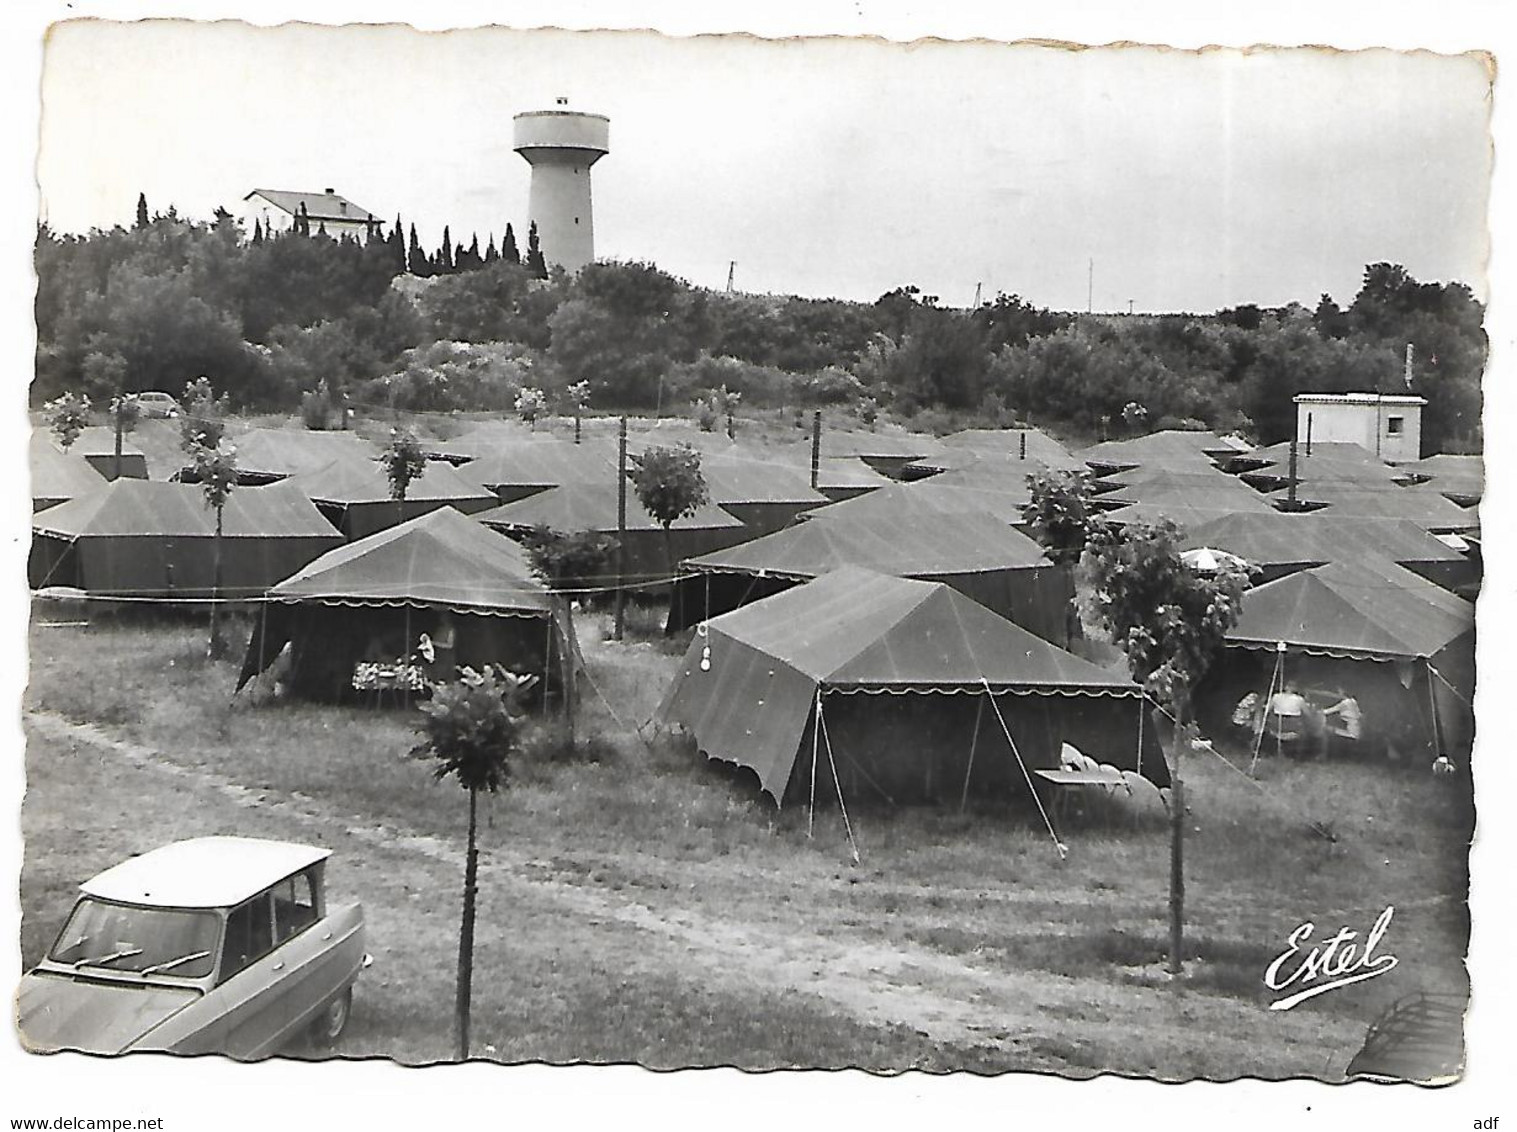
xmin=513 ymin=385 xmax=547 ymax=430
xmin=135 ymin=192 xmax=150 ymax=230
xmin=522 ymin=525 xmax=618 ymax=597
xmin=44 ymin=392 xmax=91 ymax=452
xmin=379 ymin=427 xmax=428 ymax=522
xmin=565 ymin=380 xmax=591 ymax=443
xmin=410 ymin=665 xmax=534 ymax=1061
xmin=1021 ymin=470 xmax=1106 ymax=568
xmin=179 ymin=377 xmax=230 ymax=455
xmin=525 ymin=222 xmax=547 ymax=279
xmin=191 ymin=442 xmax=239 ymax=659
xmin=502 ymin=223 xmax=520 ymax=266
xmin=1085 ymin=519 xmax=1247 ymax=975
xmin=628 ymin=444 xmax=709 ymax=578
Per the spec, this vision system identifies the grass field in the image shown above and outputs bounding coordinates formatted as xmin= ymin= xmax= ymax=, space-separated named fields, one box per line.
xmin=21 ymin=604 xmax=1473 ymax=1078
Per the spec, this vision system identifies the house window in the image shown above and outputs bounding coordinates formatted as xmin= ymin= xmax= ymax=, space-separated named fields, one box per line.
xmin=1387 ymin=416 xmax=1405 ymax=435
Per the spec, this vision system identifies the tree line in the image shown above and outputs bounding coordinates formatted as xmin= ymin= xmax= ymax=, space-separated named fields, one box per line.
xmin=34 ymin=199 xmax=1486 ymax=453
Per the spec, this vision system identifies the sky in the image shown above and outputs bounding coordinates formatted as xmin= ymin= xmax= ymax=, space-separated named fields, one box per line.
xmin=35 ymin=21 xmax=1493 ymax=313
xmin=5 ymin=3 xmax=1516 ymax=1131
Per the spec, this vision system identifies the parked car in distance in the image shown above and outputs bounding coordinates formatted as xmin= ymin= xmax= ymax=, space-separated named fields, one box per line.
xmin=136 ymin=391 xmax=181 ymax=418
xmin=17 ymin=836 xmax=368 ymax=1059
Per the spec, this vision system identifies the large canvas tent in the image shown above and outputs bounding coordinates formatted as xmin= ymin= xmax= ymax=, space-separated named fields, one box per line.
xmin=667 ymin=509 xmax=1073 ymax=645
xmin=1264 ymin=484 xmax=1478 ymax=533
xmin=237 ymin=507 xmax=576 ymax=704
xmin=1182 ymin=512 xmax=1479 ymax=591
xmin=30 ymin=436 xmax=106 ymax=511
xmin=906 ymin=428 xmax=1086 ymax=478
xmin=475 ymin=482 xmax=749 ymax=588
xmin=29 ymin=479 xmax=342 ymax=598
xmin=659 ymin=567 xmax=1165 ymax=809
xmin=798 ymin=480 xmax=1033 ymax=527
xmin=213 ymin=428 xmax=380 ymax=484
xmin=1198 ymin=559 xmax=1475 ymax=762
xmin=1080 ymin=430 xmax=1247 ymax=472
xmin=39 ymin=427 xmax=148 ymax=481
xmin=286 ymin=457 xmax=499 ymax=539
xmin=1399 ymin=454 xmax=1482 ymax=506
xmin=455 ymin=437 xmax=620 ymax=503
xmin=697 ymin=453 xmax=831 ymax=535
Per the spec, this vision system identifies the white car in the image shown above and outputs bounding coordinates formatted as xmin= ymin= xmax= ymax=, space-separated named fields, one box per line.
xmin=18 ymin=837 xmax=369 ymax=1058
xmin=136 ymin=391 xmax=181 ymax=418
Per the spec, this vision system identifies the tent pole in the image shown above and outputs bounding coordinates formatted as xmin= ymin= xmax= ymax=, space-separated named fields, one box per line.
xmin=960 ymin=694 xmax=985 ymax=813
xmin=808 ymin=688 xmax=820 ymax=840
xmin=542 ymin=616 xmax=552 ymax=718
xmin=1426 ymin=661 xmax=1444 ymax=759
xmin=1135 ymin=692 xmax=1145 ymax=781
xmin=817 ymin=695 xmax=860 ymax=864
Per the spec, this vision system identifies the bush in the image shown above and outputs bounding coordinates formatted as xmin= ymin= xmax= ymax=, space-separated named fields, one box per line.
xmin=523 ymin=719 xmax=619 ymax=766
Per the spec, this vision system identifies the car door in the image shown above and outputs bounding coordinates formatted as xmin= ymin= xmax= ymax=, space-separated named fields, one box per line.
xmin=197 ymin=890 xmax=293 ymax=1059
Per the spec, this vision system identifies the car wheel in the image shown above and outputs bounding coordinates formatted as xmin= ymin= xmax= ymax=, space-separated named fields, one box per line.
xmin=311 ymin=986 xmax=353 ymax=1045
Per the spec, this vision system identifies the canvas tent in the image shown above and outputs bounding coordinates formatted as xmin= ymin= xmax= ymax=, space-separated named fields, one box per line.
xmin=1080 ymin=430 xmax=1246 ymax=472
xmin=475 ymin=482 xmax=750 ymax=588
xmin=697 ymin=453 xmax=831 ymax=535
xmin=820 ymin=429 xmax=946 ymax=479
xmin=659 ymin=567 xmax=1165 ymax=810
xmin=1198 ymin=559 xmax=1474 ymax=763
xmin=907 ymin=428 xmax=1086 ymax=477
xmin=39 ymin=427 xmax=148 ymax=481
xmin=667 ymin=508 xmax=1073 ymax=644
xmin=798 ymin=480 xmax=1033 ymax=528
xmin=806 ymin=456 xmax=893 ymax=502
xmin=30 ymin=479 xmax=342 ymax=598
xmin=210 ymin=428 xmax=380 ymax=484
xmin=286 ymin=456 xmax=499 ymax=539
xmin=455 ymin=437 xmax=619 ymax=503
xmin=1182 ymin=512 xmax=1479 ymax=592
xmin=30 ymin=436 xmax=106 ymax=511
xmin=237 ymin=507 xmax=577 ymax=704
xmin=1264 ymin=483 xmax=1478 ymax=534
xmin=1398 ymin=454 xmax=1482 ymax=506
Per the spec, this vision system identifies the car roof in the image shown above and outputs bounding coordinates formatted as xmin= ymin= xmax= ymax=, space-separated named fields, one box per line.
xmin=80 ymin=837 xmax=331 ymax=909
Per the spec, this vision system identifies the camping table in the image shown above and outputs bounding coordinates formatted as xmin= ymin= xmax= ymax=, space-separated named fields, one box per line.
xmin=1034 ymin=767 xmax=1126 ymax=825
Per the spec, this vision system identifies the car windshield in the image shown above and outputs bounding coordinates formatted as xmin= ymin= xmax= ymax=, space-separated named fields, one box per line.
xmin=49 ymin=898 xmax=220 ymax=978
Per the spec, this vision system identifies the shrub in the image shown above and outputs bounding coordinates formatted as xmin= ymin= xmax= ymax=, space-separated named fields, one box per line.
xmin=300 ymin=379 xmax=335 ymax=430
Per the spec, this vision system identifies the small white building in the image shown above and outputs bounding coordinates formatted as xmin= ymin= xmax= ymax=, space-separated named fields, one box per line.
xmin=1294 ymin=392 xmax=1426 ymax=463
xmin=240 ymin=188 xmax=379 ymax=240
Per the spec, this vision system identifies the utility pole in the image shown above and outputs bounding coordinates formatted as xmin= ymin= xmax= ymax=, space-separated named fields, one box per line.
xmin=614 ymin=416 xmax=628 ymax=641
xmin=810 ymin=411 xmax=822 ymax=490
xmin=1087 ymin=258 xmax=1094 ymax=314
xmin=1128 ymin=298 xmax=1135 ymax=316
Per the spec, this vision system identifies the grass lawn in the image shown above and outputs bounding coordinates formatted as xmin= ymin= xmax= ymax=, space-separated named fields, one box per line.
xmin=21 ymin=593 xmax=1472 ymax=1078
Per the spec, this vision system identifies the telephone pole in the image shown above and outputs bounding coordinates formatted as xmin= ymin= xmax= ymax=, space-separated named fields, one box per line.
xmin=1087 ymin=258 xmax=1094 ymax=314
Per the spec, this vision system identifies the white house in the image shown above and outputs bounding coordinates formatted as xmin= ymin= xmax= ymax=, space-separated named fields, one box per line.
xmin=1293 ymin=392 xmax=1426 ymax=462
xmin=240 ymin=188 xmax=379 ymax=240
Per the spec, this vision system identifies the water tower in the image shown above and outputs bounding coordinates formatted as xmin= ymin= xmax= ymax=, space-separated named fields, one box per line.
xmin=513 ymin=98 xmax=610 ymax=273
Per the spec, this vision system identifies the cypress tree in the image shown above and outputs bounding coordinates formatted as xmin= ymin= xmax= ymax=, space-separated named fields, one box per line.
xmin=296 ymin=202 xmax=311 ymax=236
xmin=135 ymin=192 xmax=149 ymax=229
xmin=439 ymin=226 xmax=454 ymax=274
xmin=390 ymin=215 xmax=407 ymax=273
xmin=484 ymin=234 xmax=499 ymax=264
xmin=525 ymin=221 xmax=547 ymax=279
xmin=465 ymin=234 xmax=481 ymax=270
xmin=316 ymin=220 xmax=329 ymax=238
xmin=408 ymin=224 xmax=428 ymax=275
xmin=252 ymin=218 xmax=264 ymax=245
xmin=502 ymin=223 xmax=520 ymax=266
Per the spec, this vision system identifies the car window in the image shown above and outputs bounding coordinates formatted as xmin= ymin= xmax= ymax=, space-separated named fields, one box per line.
xmin=220 ymin=893 xmax=275 ymax=981
xmin=49 ymin=898 xmax=219 ymax=978
xmin=272 ymin=870 xmax=318 ymax=944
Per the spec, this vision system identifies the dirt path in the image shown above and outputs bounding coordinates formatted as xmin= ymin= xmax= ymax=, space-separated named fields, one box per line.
xmin=24 ymin=710 xmax=1363 ymax=1077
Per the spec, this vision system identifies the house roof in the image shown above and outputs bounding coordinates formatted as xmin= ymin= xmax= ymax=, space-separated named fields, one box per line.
xmin=268 ymin=506 xmax=552 ymax=615
xmin=32 ymin=479 xmax=341 ymax=540
xmin=1226 ymin=558 xmax=1473 ymax=661
xmin=684 ymin=508 xmax=1049 ymax=578
xmin=81 ymin=837 xmax=331 ymax=909
xmin=244 ymin=188 xmax=378 ymax=224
